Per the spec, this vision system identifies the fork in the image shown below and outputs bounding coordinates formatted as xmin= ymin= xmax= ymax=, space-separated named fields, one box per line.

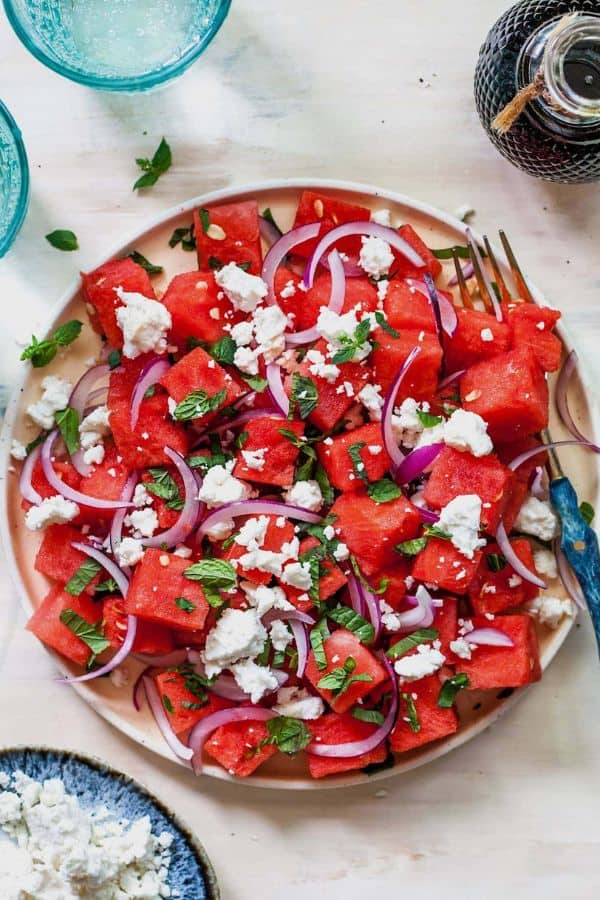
xmin=451 ymin=229 xmax=600 ymax=652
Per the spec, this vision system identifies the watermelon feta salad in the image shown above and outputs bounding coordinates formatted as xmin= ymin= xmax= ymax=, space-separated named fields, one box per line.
xmin=12 ymin=190 xmax=584 ymax=780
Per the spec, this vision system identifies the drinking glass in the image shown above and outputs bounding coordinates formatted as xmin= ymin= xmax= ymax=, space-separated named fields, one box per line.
xmin=0 ymin=100 xmax=29 ymax=258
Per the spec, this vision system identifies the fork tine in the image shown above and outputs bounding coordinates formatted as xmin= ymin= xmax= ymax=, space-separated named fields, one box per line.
xmin=452 ymin=249 xmax=474 ymax=309
xmin=483 ymin=236 xmax=512 ymax=304
xmin=499 ymin=230 xmax=534 ymax=303
xmin=466 ymin=231 xmax=493 ymax=314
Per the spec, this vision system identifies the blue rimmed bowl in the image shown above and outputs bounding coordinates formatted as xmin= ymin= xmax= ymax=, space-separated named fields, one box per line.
xmin=0 ymin=100 xmax=29 ymax=258
xmin=2 ymin=0 xmax=231 ymax=93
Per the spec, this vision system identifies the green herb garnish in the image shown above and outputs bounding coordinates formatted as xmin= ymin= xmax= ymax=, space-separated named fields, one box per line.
xmin=486 ymin=552 xmax=507 ymax=573
xmin=328 ymin=606 xmax=375 ymax=644
xmin=45 ymin=230 xmax=79 ymax=252
xmin=107 ymin=349 xmax=122 ymax=370
xmin=317 ymin=655 xmax=373 ymax=697
xmin=21 ymin=319 xmax=83 ymax=368
xmin=183 ymin=559 xmax=237 ymax=607
xmin=387 ymin=628 xmax=439 ymax=660
xmin=59 ymin=608 xmax=110 ymax=661
xmin=172 ymin=388 xmax=226 ymax=421
xmin=133 ymin=137 xmax=172 ymax=189
xmin=162 ymin=694 xmax=175 ymax=713
xmin=145 ymin=468 xmax=184 ymax=511
xmin=437 ymin=673 xmax=470 ymax=708
xmin=374 ymin=311 xmax=400 ymax=338
xmin=309 ymin=618 xmax=330 ymax=671
xmin=367 ymin=477 xmax=403 ymax=504
xmin=289 ymin=373 xmax=318 ymax=420
xmin=431 ymin=245 xmax=470 ymax=260
xmin=126 ymin=250 xmax=163 ymax=275
xmin=416 ymin=409 xmax=444 ymax=428
xmin=400 ymin=693 xmax=421 ymax=733
xmin=64 ymin=559 xmax=102 ymax=597
xmin=175 ymin=597 xmax=196 ymax=614
xmin=351 ymin=707 xmax=385 ymax=725
xmin=330 ymin=318 xmax=372 ymax=364
xmin=264 ymin=717 xmax=312 ymax=755
xmin=169 ymin=224 xmax=196 ymax=251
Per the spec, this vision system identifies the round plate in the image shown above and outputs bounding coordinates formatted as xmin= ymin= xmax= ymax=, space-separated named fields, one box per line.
xmin=0 ymin=745 xmax=220 ymax=897
xmin=1 ymin=179 xmax=597 ymax=790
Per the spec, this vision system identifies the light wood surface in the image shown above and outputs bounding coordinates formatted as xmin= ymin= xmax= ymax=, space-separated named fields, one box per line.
xmin=1 ymin=1 xmax=600 ymax=897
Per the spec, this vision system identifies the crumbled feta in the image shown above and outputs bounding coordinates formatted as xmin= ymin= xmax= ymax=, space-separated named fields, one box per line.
xmin=241 ymin=581 xmax=293 ymax=617
xmin=133 ymin=483 xmax=152 ymax=508
xmin=333 ymin=542 xmax=350 ymax=561
xmin=205 ymin=518 xmax=235 ymax=542
xmin=393 ymin=397 xmax=426 ymax=448
xmin=273 ymin=686 xmax=325 ymax=720
xmin=253 ymin=305 xmax=288 ymax=363
xmin=214 ymin=262 xmax=268 ymax=313
xmin=236 ymin=539 xmax=298 ymax=576
xmin=10 ymin=440 xmax=27 ymax=461
xmin=323 ymin=524 xmax=336 ymax=541
xmin=394 ymin=643 xmax=446 ymax=681
xmin=124 ymin=507 xmax=159 ymax=539
xmin=527 ymin=595 xmax=574 ymax=629
xmin=306 ymin=348 xmax=341 ymax=384
xmin=284 ymin=479 xmax=323 ymax=512
xmin=515 ymin=497 xmax=558 ymax=542
xmin=269 ymin=620 xmax=292 ymax=652
xmin=281 ymin=561 xmax=313 ymax=590
xmin=371 ymin=208 xmax=392 ymax=227
xmin=241 ymin=448 xmax=267 ymax=471
xmin=316 ymin=308 xmax=371 ymax=361
xmin=173 ymin=545 xmax=193 ymax=559
xmin=233 ymin=345 xmax=260 ymax=375
xmin=280 ymin=279 xmax=297 ymax=299
xmin=359 ymin=235 xmax=394 ymax=278
xmin=450 ymin=637 xmax=473 ymax=660
xmin=508 ymin=574 xmax=522 ymax=588
xmin=203 ymin=607 xmax=267 ymax=677
xmin=438 ymin=494 xmax=486 ymax=559
xmin=230 ymin=659 xmax=278 ymax=703
xmin=230 ymin=320 xmax=254 ymax=347
xmin=116 ymin=537 xmax=145 ymax=567
xmin=358 ymin=383 xmax=384 ymax=421
xmin=82 ymin=444 xmax=105 ymax=466
xmin=533 ymin=548 xmax=558 ymax=580
xmin=443 ymin=408 xmax=493 ymax=458
xmin=234 ymin=516 xmax=269 ymax=551
xmin=25 ymin=495 xmax=79 ymax=531
xmin=79 ymin=405 xmax=111 ymax=450
xmin=480 ymin=327 xmax=494 ymax=342
xmin=114 ymin=287 xmax=171 ymax=359
xmin=27 ymin=376 xmax=72 ymax=430
xmin=198 ymin=461 xmax=251 ymax=508
xmin=377 ymin=279 xmax=389 ymax=302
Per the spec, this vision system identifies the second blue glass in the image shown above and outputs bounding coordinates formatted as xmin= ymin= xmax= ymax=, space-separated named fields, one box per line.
xmin=0 ymin=100 xmax=29 ymax=258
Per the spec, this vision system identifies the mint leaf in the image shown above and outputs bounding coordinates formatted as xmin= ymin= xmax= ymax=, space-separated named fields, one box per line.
xmin=580 ymin=501 xmax=595 ymax=525
xmin=134 ymin=137 xmax=172 ymax=189
xmin=53 ymin=320 xmax=83 ymax=346
xmin=331 ymin=318 xmax=373 ymax=364
xmin=209 ymin=336 xmax=236 ymax=365
xmin=315 ymin=462 xmax=334 ymax=507
xmin=317 ymin=655 xmax=373 ymax=697
xmin=351 ymin=707 xmax=385 ymax=725
xmin=64 ymin=559 xmax=102 ymax=596
xmin=349 ymin=555 xmax=389 ymax=595
xmin=395 ymin=537 xmax=428 ymax=557
xmin=348 ymin=441 xmax=368 ymax=485
xmin=169 ymin=224 xmax=196 ymax=251
xmin=184 ymin=559 xmax=237 ymax=607
xmin=175 ymin=597 xmax=196 ymax=614
xmin=374 ymin=311 xmax=400 ymax=338
xmin=431 ymin=245 xmax=470 ymax=260
xmin=241 ymin=374 xmax=268 ymax=392
xmin=46 ymin=230 xmax=78 ymax=252
xmin=172 ymin=388 xmax=226 ymax=421
xmin=94 ymin=577 xmax=119 ymax=597
xmin=387 ymin=628 xmax=439 ymax=660
xmin=108 ymin=349 xmax=122 ymax=370
xmin=327 ymin=606 xmax=375 ymax=644
xmin=367 ymin=477 xmax=402 ymax=504
xmin=309 ymin=618 xmax=330 ymax=671
xmin=437 ymin=673 xmax=470 ymax=708
xmin=126 ymin=250 xmax=163 ymax=275
xmin=21 ymin=319 xmax=83 ymax=368
xmin=289 ymin=373 xmax=318 ymax=420
xmin=486 ymin=552 xmax=507 ymax=573
xmin=265 ymin=717 xmax=311 ymax=755
xmin=59 ymin=608 xmax=110 ymax=660
xmin=145 ymin=468 xmax=182 ymax=508
xmin=162 ymin=694 xmax=175 ymax=713
xmin=199 ymin=208 xmax=211 ymax=233
xmin=401 ymin=693 xmax=421 ymax=733
xmin=416 ymin=409 xmax=444 ymax=428
xmin=54 ymin=407 xmax=79 ymax=456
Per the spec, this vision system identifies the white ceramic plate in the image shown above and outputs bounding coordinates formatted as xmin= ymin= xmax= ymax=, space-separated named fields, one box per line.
xmin=1 ymin=179 xmax=597 ymax=790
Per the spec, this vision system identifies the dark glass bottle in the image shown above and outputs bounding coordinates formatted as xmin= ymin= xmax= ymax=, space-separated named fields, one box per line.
xmin=475 ymin=1 xmax=600 ymax=182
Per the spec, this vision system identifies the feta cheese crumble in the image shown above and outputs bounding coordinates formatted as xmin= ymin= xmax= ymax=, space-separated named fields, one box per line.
xmin=124 ymin=507 xmax=159 ymax=539
xmin=10 ymin=440 xmax=27 ymax=461
xmin=203 ymin=607 xmax=267 ymax=677
xmin=515 ymin=496 xmax=558 ymax=542
xmin=240 ymin=581 xmax=293 ymax=617
xmin=480 ymin=327 xmax=494 ymax=342
xmin=357 ymin=383 xmax=384 ymax=421
xmin=316 ymin=308 xmax=372 ymax=361
xmin=25 ymin=495 xmax=79 ymax=531
xmin=442 ymin=408 xmax=493 ymax=458
xmin=115 ymin=537 xmax=145 ymax=568
xmin=371 ymin=208 xmax=392 ymax=227
xmin=269 ymin=619 xmax=292 ymax=652
xmin=252 ymin=305 xmax=288 ymax=363
xmin=230 ymin=659 xmax=278 ymax=703
xmin=533 ymin=548 xmax=558 ymax=580
xmin=273 ymin=685 xmax=325 ymax=720
xmin=198 ymin=461 xmax=251 ymax=508
xmin=214 ymin=262 xmax=268 ymax=313
xmin=234 ymin=516 xmax=269 ymax=552
xmin=27 ymin=376 xmax=72 ymax=430
xmin=284 ymin=479 xmax=323 ymax=512
xmin=359 ymin=235 xmax=394 ymax=278
xmin=438 ymin=494 xmax=486 ymax=559
xmin=306 ymin=348 xmax=340 ymax=384
xmin=114 ymin=287 xmax=172 ymax=360
xmin=449 ymin=637 xmax=473 ymax=660
xmin=394 ymin=643 xmax=446 ymax=681
xmin=527 ymin=595 xmax=574 ymax=629
xmin=241 ymin=448 xmax=267 ymax=471
xmin=281 ymin=561 xmax=313 ymax=591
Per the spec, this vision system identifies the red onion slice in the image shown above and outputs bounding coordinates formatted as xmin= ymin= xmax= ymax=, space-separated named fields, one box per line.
xmin=262 ymin=608 xmax=316 ymax=627
xmin=141 ymin=447 xmax=202 ymax=549
xmin=360 ymin=581 xmax=382 ymax=644
xmin=448 ymin=260 xmax=475 ymax=286
xmin=188 ymin=706 xmax=278 ymax=774
xmin=285 ymin=249 xmax=346 ymax=347
xmin=303 ymin=221 xmax=425 ymax=289
xmin=143 ymin=675 xmax=193 ymax=762
xmin=554 ymin=540 xmax=585 ymax=610
xmin=396 ymin=443 xmax=444 ymax=484
xmin=347 ymin=573 xmax=366 ymax=617
xmin=41 ymin=431 xmax=135 ymax=510
xmin=381 ymin=345 xmax=421 ymax=470
xmin=308 ymin=654 xmax=398 ymax=758
xmin=259 ymin=214 xmax=283 ymax=247
xmin=411 ymin=277 xmax=458 ymax=338
xmin=508 ymin=439 xmax=600 ymax=472
xmin=495 ymin=521 xmax=546 ymax=589
xmin=464 ymin=627 xmax=514 ymax=647
xmin=134 ymin=649 xmax=189 ymax=667
xmin=289 ymin=620 xmax=309 ymax=677
xmin=465 ymin=227 xmax=503 ymax=322
xmin=19 ymin=444 xmax=43 ymax=505
xmin=262 ymin=222 xmax=322 ymax=304
xmin=266 ymin=363 xmax=290 ymax=417
xmin=110 ymin=471 xmax=138 ymax=562
xmin=437 ymin=369 xmax=466 ymax=392
xmin=556 ymin=350 xmax=591 ymax=444
xmin=318 ymin=251 xmax=363 ymax=278
xmin=192 ymin=408 xmax=281 ymax=447
xmin=69 ymin=364 xmax=110 ymax=418
xmin=530 ymin=466 xmax=546 ymax=499
xmin=198 ymin=499 xmax=322 ymax=538
xmin=131 ymin=356 xmax=171 ymax=430
xmin=418 ymin=507 xmax=440 ymax=524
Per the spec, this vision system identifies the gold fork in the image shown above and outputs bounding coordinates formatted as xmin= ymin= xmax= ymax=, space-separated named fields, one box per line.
xmin=451 ymin=228 xmax=532 ymax=311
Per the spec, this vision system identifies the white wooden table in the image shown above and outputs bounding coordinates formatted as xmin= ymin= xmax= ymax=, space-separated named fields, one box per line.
xmin=1 ymin=2 xmax=600 ymax=897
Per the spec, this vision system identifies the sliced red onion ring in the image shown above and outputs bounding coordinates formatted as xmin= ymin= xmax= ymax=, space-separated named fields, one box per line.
xmin=141 ymin=447 xmax=202 ymax=549
xmin=285 ymin=249 xmax=346 ymax=347
xmin=554 ymin=540 xmax=585 ymax=610
xmin=465 ymin=228 xmax=503 ymax=322
xmin=41 ymin=431 xmax=135 ymax=510
xmin=19 ymin=444 xmax=43 ymax=505
xmin=495 ymin=521 xmax=546 ymax=589
xmin=289 ymin=620 xmax=309 ymax=677
xmin=110 ymin=471 xmax=138 ymax=562
xmin=198 ymin=499 xmax=322 ymax=538
xmin=266 ymin=362 xmax=290 ymax=417
xmin=411 ymin=277 xmax=457 ymax=338
xmin=508 ymin=439 xmax=600 ymax=472
xmin=556 ymin=350 xmax=591 ymax=444
xmin=303 ymin=221 xmax=425 ymax=289
xmin=188 ymin=706 xmax=278 ymax=774
xmin=262 ymin=608 xmax=315 ymax=627
xmin=192 ymin=408 xmax=281 ymax=447
xmin=259 ymin=214 xmax=283 ymax=247
xmin=437 ymin=369 xmax=466 ymax=392
xmin=530 ymin=466 xmax=546 ymax=499
xmin=262 ymin=222 xmax=322 ymax=304
xmin=134 ymin=649 xmax=189 ymax=667
xmin=395 ymin=585 xmax=438 ymax=631
xmin=69 ymin=364 xmax=110 ymax=418
xmin=448 ymin=260 xmax=475 ymax=286
xmin=381 ymin=345 xmax=421 ymax=470
xmin=59 ymin=543 xmax=136 ymax=684
xmin=396 ymin=443 xmax=444 ymax=484
xmin=359 ymin=581 xmax=382 ymax=643
xmin=464 ymin=627 xmax=514 ymax=647
xmin=347 ymin=573 xmax=366 ymax=617
xmin=131 ymin=356 xmax=171 ymax=430
xmin=308 ymin=655 xmax=398 ymax=758
xmin=143 ymin=675 xmax=193 ymax=762
xmin=318 ymin=251 xmax=363 ymax=278
xmin=418 ymin=507 xmax=440 ymax=524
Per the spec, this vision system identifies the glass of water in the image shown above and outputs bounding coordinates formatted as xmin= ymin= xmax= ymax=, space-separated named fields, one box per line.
xmin=0 ymin=101 xmax=29 ymax=258
xmin=2 ymin=0 xmax=231 ymax=92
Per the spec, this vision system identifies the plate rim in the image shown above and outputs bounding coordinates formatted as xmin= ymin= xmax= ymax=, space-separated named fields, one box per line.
xmin=0 ymin=176 xmax=595 ymax=791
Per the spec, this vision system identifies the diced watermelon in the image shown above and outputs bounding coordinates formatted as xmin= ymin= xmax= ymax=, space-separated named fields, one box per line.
xmin=194 ymin=200 xmax=262 ymax=274
xmin=371 ymin=328 xmax=442 ymax=398
xmin=468 ymin=539 xmax=539 ymax=616
xmin=393 ymin=224 xmax=441 ymax=280
xmin=384 ymin=280 xmax=437 ymax=333
xmin=81 ymin=258 xmax=156 ymax=347
xmin=223 ymin=516 xmax=296 ymax=586
xmin=34 ymin=524 xmax=101 ymax=593
xmin=26 ymin=586 xmax=103 ymax=667
xmin=26 ymin=458 xmax=80 ymax=508
xmin=153 ymin=672 xmax=233 ymax=735
xmin=161 ymin=271 xmax=242 ymax=348
xmin=291 ymin=190 xmax=371 ymax=258
xmin=305 ymin=629 xmax=387 ymax=714
xmin=140 ymin=466 xmax=183 ymax=531
xmin=389 ymin=675 xmax=458 ymax=752
xmin=204 ymin=720 xmax=277 ymax=777
xmin=458 ymin=614 xmax=541 ymax=689
xmin=305 ymin=270 xmax=379 ymax=321
xmin=103 ymin=596 xmax=174 ymax=655
xmin=295 ymin=339 xmax=370 ymax=432
xmin=108 ymin=355 xmax=188 ymax=468
xmin=159 ymin=346 xmax=242 ymax=426
xmin=507 ymin=303 xmax=562 ymax=372
xmin=460 ymin=347 xmax=549 ymax=442
xmin=307 ymin=713 xmax=388 ymax=778
xmin=317 ymin=422 xmax=391 ymax=492
xmin=273 ymin=268 xmax=317 ymax=330
xmin=124 ymin=549 xmax=209 ymax=631
xmin=76 ymin=445 xmax=131 ymax=523
xmin=283 ymin=536 xmax=347 ymax=613
xmin=433 ymin=596 xmax=459 ymax=656
xmin=233 ymin=416 xmax=303 ymax=488
xmin=372 ymin=560 xmax=411 ymax=610
xmin=443 ymin=307 xmax=511 ymax=373
xmin=331 ymin=492 xmax=422 ymax=575
xmin=411 ymin=537 xmax=483 ymax=593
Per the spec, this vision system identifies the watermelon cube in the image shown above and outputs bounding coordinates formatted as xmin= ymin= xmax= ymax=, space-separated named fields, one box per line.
xmin=433 ymin=596 xmax=459 ymax=655
xmin=443 ymin=307 xmax=511 ymax=373
xmin=305 ymin=628 xmax=387 ymax=714
xmin=233 ymin=416 xmax=303 ymax=488
xmin=103 ymin=597 xmax=174 ymax=656
xmin=411 ymin=538 xmax=483 ymax=593
xmin=124 ymin=549 xmax=209 ymax=632
xmin=468 ymin=539 xmax=540 ymax=615
xmin=76 ymin=445 xmax=132 ymax=523
xmin=27 ymin=458 xmax=80 ymax=507
xmin=372 ymin=560 xmax=412 ymax=610
xmin=371 ymin=328 xmax=442 ymax=398
xmin=317 ymin=422 xmax=391 ymax=492
xmin=204 ymin=720 xmax=278 ymax=777
xmin=307 ymin=713 xmax=388 ymax=778
xmin=384 ymin=280 xmax=437 ymax=334
xmin=223 ymin=516 xmax=296 ymax=586
xmin=81 ymin=257 xmax=156 ymax=348
xmin=153 ymin=671 xmax=233 ymax=735
xmin=26 ymin=586 xmax=103 ymax=667
xmin=306 ymin=270 xmax=379 ymax=320
xmin=34 ymin=524 xmax=101 ymax=593
xmin=460 ymin=347 xmax=549 ymax=443
xmin=393 ymin=224 xmax=441 ymax=280
xmin=291 ymin=190 xmax=371 ymax=258
xmin=194 ymin=200 xmax=263 ymax=274
xmin=273 ymin=268 xmax=318 ymax=330
xmin=389 ymin=674 xmax=458 ymax=752
xmin=161 ymin=271 xmax=242 ymax=348
xmin=507 ymin=303 xmax=562 ymax=373
xmin=330 ymin=491 xmax=422 ymax=575
xmin=159 ymin=346 xmax=242 ymax=425
xmin=458 ymin=614 xmax=541 ymax=689
xmin=296 ymin=339 xmax=370 ymax=432
xmin=284 ymin=536 xmax=347 ymax=613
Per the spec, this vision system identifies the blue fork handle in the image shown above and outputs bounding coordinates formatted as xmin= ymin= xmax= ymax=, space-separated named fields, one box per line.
xmin=550 ymin=476 xmax=600 ymax=654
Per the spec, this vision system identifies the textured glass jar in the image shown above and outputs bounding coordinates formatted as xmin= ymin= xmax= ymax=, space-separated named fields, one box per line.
xmin=475 ymin=1 xmax=600 ymax=183
xmin=0 ymin=100 xmax=29 ymax=258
